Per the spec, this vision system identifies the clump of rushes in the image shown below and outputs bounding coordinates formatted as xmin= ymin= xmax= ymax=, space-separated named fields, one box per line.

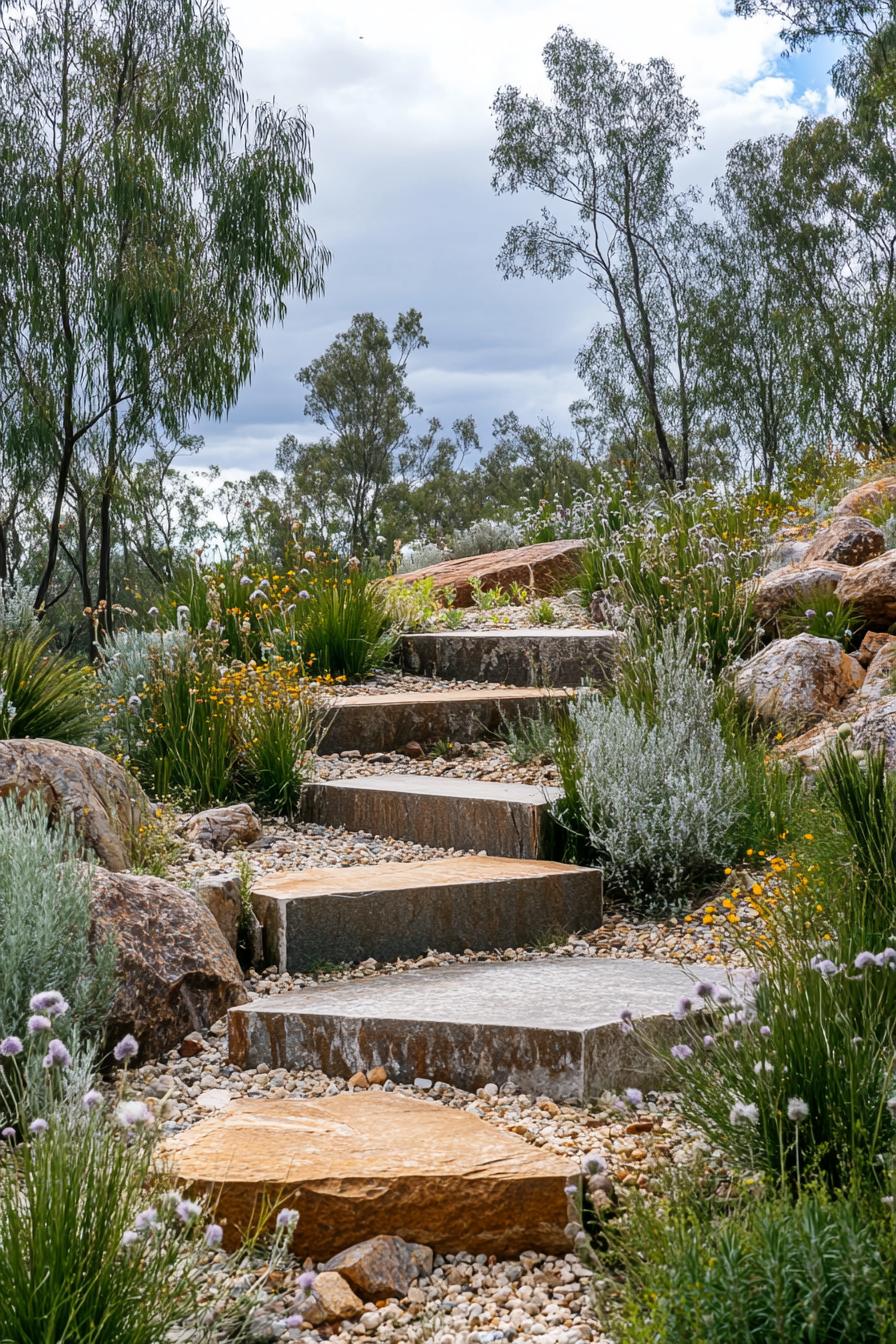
xmin=778 ymin=584 xmax=860 ymax=646
xmin=102 ymin=633 xmax=323 ymax=813
xmin=0 ymin=1023 xmax=305 ymax=1343
xmin=165 ymin=545 xmax=396 ymax=680
xmin=0 ymin=627 xmax=97 ymax=743
xmin=587 ymin=1174 xmax=896 ymax=1344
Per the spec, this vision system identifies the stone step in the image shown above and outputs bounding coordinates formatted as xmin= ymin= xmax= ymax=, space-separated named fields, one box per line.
xmin=318 ymin=686 xmax=569 ymax=755
xmin=161 ymin=1092 xmax=575 ymax=1257
xmin=229 ymin=957 xmax=731 ymax=1102
xmin=400 ymin=628 xmax=620 ymax=687
xmin=251 ymin=855 xmax=602 ymax=972
xmin=301 ymin=776 xmax=561 ymax=859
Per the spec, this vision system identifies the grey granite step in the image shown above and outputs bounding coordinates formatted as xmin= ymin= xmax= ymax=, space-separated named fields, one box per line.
xmin=400 ymin=628 xmax=620 ymax=687
xmin=228 ymin=956 xmax=732 ymax=1102
xmin=251 ymin=854 xmax=602 ymax=971
xmin=301 ymin=775 xmax=562 ymax=859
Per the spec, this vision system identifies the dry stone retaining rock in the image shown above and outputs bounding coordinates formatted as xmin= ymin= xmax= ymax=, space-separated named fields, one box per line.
xmin=181 ymin=804 xmax=262 ymax=852
xmin=394 ymin=540 xmax=587 ymax=607
xmin=734 ymin=634 xmax=864 ymax=732
xmin=399 ymin=628 xmax=620 ymax=687
xmin=160 ymin=1091 xmax=576 ymax=1258
xmin=833 ymin=476 xmax=896 ymax=518
xmin=194 ymin=873 xmax=242 ymax=950
xmin=90 ymin=869 xmax=247 ymax=1059
xmin=0 ymin=738 xmax=151 ymax=871
xmin=751 ymin=562 xmax=849 ymax=625
xmin=803 ymin=514 xmax=886 ymax=566
xmin=837 ymin=550 xmax=896 ymax=627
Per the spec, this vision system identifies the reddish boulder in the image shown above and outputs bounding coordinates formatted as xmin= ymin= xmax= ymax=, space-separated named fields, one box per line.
xmin=837 ymin=551 xmax=896 ymax=627
xmin=750 ymin=562 xmax=849 ymax=626
xmin=91 ymin=869 xmax=247 ymax=1059
xmin=833 ymin=476 xmax=896 ymax=518
xmin=394 ymin=540 xmax=587 ymax=607
xmin=803 ymin=515 xmax=885 ymax=567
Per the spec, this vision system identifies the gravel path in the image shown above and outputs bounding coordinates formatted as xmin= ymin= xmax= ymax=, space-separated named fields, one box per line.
xmin=315 ymin=743 xmax=559 ymax=788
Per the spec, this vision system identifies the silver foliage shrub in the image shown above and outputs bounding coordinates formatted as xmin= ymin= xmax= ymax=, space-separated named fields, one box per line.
xmin=0 ymin=580 xmax=39 ymax=637
xmin=397 ymin=541 xmax=447 ymax=573
xmin=450 ymin=518 xmax=520 ymax=558
xmin=0 ymin=797 xmax=116 ymax=1041
xmin=567 ymin=622 xmax=744 ymax=908
xmin=95 ymin=627 xmax=189 ymax=704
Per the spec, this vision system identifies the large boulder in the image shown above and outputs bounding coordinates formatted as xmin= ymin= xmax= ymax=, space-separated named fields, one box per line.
xmin=836 ymin=551 xmax=896 ymax=627
xmin=394 ymin=540 xmax=587 ymax=608
xmin=850 ymin=697 xmax=896 ymax=768
xmin=91 ymin=869 xmax=247 ymax=1059
xmin=803 ymin=515 xmax=885 ymax=567
xmin=0 ymin=738 xmax=151 ymax=871
xmin=764 ymin=538 xmax=810 ymax=573
xmin=735 ymin=634 xmax=864 ymax=733
xmin=181 ymin=804 xmax=262 ymax=852
xmin=833 ymin=476 xmax=896 ymax=519
xmin=858 ymin=642 xmax=896 ymax=701
xmin=750 ymin=562 xmax=849 ymax=626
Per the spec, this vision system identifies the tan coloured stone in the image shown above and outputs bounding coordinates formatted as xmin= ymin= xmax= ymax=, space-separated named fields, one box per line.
xmin=836 ymin=550 xmax=896 ymax=627
xmin=160 ymin=1092 xmax=575 ymax=1258
xmin=850 ymin=696 xmax=896 ymax=767
xmin=750 ymin=562 xmax=849 ymax=625
xmin=734 ymin=634 xmax=864 ymax=732
xmin=366 ymin=1066 xmax=389 ymax=1086
xmin=181 ymin=804 xmax=262 ymax=852
xmin=194 ymin=873 xmax=241 ymax=950
xmin=803 ymin=514 xmax=885 ymax=567
xmin=858 ymin=631 xmax=896 ymax=666
xmin=0 ymin=738 xmax=152 ymax=871
xmin=91 ymin=869 xmax=247 ymax=1060
xmin=859 ymin=643 xmax=896 ymax=701
xmin=299 ymin=1272 xmax=363 ymax=1325
xmin=393 ymin=540 xmax=587 ymax=607
xmin=833 ymin=476 xmax=896 ymax=518
xmin=323 ymin=1235 xmax=421 ymax=1299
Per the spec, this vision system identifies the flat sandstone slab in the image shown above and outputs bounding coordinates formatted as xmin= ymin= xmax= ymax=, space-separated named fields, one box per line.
xmin=229 ymin=957 xmax=730 ymax=1101
xmin=301 ymin=776 xmax=561 ymax=859
xmin=160 ymin=1092 xmax=575 ymax=1258
xmin=400 ymin=628 xmax=620 ymax=687
xmin=319 ymin=686 xmax=570 ymax=754
xmin=252 ymin=855 xmax=602 ymax=971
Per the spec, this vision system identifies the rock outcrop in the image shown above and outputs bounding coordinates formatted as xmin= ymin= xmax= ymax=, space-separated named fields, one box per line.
xmin=0 ymin=738 xmax=152 ymax=871
xmin=394 ymin=540 xmax=587 ymax=608
xmin=803 ymin=515 xmax=885 ymax=567
xmin=833 ymin=476 xmax=896 ymax=518
xmin=751 ymin=562 xmax=849 ymax=626
xmin=836 ymin=551 xmax=896 ymax=626
xmin=181 ymin=804 xmax=262 ymax=852
xmin=858 ymin=642 xmax=896 ymax=701
xmin=91 ymin=869 xmax=247 ymax=1059
xmin=734 ymin=634 xmax=864 ymax=732
xmin=850 ymin=697 xmax=896 ymax=768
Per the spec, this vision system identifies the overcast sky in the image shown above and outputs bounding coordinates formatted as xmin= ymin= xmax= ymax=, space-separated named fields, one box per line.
xmin=190 ymin=0 xmax=837 ymax=478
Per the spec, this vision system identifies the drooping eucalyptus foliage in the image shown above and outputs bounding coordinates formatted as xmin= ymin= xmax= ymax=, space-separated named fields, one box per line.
xmin=0 ymin=0 xmax=328 ymax=648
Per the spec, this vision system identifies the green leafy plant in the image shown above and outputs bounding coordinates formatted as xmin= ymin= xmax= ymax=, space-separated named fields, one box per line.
xmin=778 ymin=585 xmax=859 ymax=645
xmin=469 ymin=578 xmax=506 ymax=610
xmin=293 ymin=558 xmax=396 ymax=679
xmin=381 ymin=577 xmax=453 ymax=632
xmin=532 ymin=598 xmax=556 ymax=625
xmin=438 ymin=607 xmax=465 ymax=630
xmin=0 ymin=628 xmax=97 ymax=743
xmin=592 ymin=1180 xmax=896 ymax=1344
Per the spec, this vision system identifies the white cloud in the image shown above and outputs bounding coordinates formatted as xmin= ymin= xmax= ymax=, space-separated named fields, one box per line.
xmin=188 ymin=0 xmax=831 ymax=470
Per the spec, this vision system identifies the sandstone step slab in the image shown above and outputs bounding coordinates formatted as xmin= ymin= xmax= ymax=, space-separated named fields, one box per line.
xmin=394 ymin=539 xmax=587 ymax=607
xmin=301 ymin=776 xmax=561 ymax=859
xmin=319 ymin=686 xmax=570 ymax=755
xmin=228 ymin=957 xmax=731 ymax=1102
xmin=160 ymin=1091 xmax=575 ymax=1258
xmin=400 ymin=628 xmax=620 ymax=687
xmin=251 ymin=855 xmax=602 ymax=972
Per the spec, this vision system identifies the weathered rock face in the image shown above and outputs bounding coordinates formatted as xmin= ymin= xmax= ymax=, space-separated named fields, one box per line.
xmin=859 ymin=642 xmax=896 ymax=701
xmin=803 ymin=515 xmax=886 ymax=567
xmin=833 ymin=476 xmax=896 ymax=518
xmin=300 ymin=1272 xmax=363 ymax=1325
xmin=160 ymin=1092 xmax=575 ymax=1257
xmin=836 ymin=551 xmax=896 ymax=626
xmin=751 ymin=563 xmax=849 ymax=626
xmin=181 ymin=804 xmax=262 ymax=852
xmin=764 ymin=538 xmax=811 ymax=573
xmin=734 ymin=634 xmax=864 ymax=732
xmin=194 ymin=873 xmax=242 ymax=951
xmin=0 ymin=738 xmax=151 ymax=872
xmin=857 ymin=631 xmax=896 ymax=667
xmin=323 ymin=1235 xmax=423 ymax=1300
xmin=850 ymin=696 xmax=896 ymax=768
xmin=394 ymin=540 xmax=587 ymax=608
xmin=90 ymin=869 xmax=247 ymax=1059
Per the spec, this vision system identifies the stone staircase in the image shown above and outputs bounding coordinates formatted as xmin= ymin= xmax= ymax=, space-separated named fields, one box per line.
xmin=400 ymin=627 xmax=620 ymax=686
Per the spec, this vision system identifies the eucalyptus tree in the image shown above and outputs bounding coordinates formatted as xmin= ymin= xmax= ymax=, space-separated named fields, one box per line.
xmin=0 ymin=0 xmax=328 ymax=643
xmin=491 ymin=27 xmax=705 ymax=486
xmin=282 ymin=310 xmax=428 ymax=555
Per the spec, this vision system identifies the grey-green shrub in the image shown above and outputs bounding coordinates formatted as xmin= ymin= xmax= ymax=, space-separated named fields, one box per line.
xmin=0 ymin=798 xmax=116 ymax=1041
xmin=563 ymin=623 xmax=743 ymax=908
